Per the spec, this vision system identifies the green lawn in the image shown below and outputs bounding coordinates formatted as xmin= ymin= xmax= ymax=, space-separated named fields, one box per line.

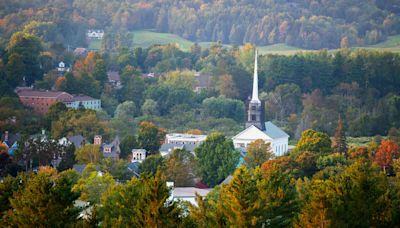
xmin=88 ymin=39 xmax=101 ymax=50
xmin=130 ymin=30 xmax=194 ymax=51
xmin=89 ymin=30 xmax=400 ymax=54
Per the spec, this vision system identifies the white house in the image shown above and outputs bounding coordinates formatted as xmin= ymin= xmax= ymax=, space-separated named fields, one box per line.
xmin=232 ymin=50 xmax=289 ymax=156
xmin=87 ymin=30 xmax=104 ymax=39
xmin=160 ymin=133 xmax=207 ymax=157
xmin=131 ymin=149 xmax=146 ymax=163
xmin=64 ymin=95 xmax=101 ymax=111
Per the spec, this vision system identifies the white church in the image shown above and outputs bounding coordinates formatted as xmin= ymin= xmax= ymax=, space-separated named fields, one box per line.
xmin=232 ymin=51 xmax=289 ymax=156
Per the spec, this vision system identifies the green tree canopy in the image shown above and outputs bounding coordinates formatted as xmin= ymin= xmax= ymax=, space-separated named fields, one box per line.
xmin=195 ymin=132 xmax=240 ymax=187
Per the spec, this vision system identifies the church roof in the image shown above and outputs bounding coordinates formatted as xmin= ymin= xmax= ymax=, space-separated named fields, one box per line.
xmin=233 ymin=122 xmax=289 ymax=140
xmin=264 ymin=121 xmax=289 ymax=139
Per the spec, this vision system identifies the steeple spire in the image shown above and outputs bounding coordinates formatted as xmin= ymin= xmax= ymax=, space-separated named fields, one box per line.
xmin=251 ymin=50 xmax=260 ymax=104
xmin=246 ymin=49 xmax=265 ymax=131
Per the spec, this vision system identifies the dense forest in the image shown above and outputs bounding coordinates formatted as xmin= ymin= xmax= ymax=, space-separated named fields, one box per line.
xmin=0 ymin=0 xmax=400 ymax=49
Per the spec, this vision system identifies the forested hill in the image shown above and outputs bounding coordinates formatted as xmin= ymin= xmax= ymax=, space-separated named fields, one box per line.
xmin=1 ymin=0 xmax=400 ymax=49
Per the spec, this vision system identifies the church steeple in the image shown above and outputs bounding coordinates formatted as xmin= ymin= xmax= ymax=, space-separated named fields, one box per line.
xmin=251 ymin=50 xmax=260 ymax=104
xmin=246 ymin=50 xmax=265 ymax=130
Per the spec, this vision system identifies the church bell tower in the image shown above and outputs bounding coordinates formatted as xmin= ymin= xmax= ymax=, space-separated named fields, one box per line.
xmin=246 ymin=50 xmax=265 ymax=130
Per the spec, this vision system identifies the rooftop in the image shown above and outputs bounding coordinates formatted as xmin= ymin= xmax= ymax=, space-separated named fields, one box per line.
xmin=17 ymin=90 xmax=73 ymax=99
xmin=71 ymin=94 xmax=98 ymax=102
xmin=166 ymin=133 xmax=207 ymax=141
xmin=172 ymin=187 xmax=212 ymax=198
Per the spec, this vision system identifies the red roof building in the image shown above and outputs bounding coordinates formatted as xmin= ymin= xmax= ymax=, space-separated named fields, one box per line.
xmin=17 ymin=89 xmax=73 ymax=115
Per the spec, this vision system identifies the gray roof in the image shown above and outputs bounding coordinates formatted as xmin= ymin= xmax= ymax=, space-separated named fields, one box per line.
xmin=264 ymin=121 xmax=289 ymax=139
xmin=73 ymin=164 xmax=87 ymax=174
xmin=67 ymin=135 xmax=86 ymax=148
xmin=160 ymin=143 xmax=197 ymax=153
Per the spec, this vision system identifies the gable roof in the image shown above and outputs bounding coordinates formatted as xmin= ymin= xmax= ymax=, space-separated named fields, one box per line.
xmin=232 ymin=122 xmax=289 ymax=140
xmin=17 ymin=90 xmax=73 ymax=99
xmin=264 ymin=121 xmax=290 ymax=139
xmin=232 ymin=125 xmax=272 ymax=141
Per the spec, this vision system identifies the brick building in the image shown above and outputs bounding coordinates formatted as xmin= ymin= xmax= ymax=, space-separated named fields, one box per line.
xmin=16 ymin=88 xmax=101 ymax=115
xmin=16 ymin=88 xmax=73 ymax=115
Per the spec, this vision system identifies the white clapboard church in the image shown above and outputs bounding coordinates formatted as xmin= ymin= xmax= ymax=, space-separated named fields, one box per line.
xmin=232 ymin=51 xmax=289 ymax=156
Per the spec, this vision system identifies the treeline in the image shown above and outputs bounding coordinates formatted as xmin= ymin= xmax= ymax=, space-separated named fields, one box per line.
xmin=1 ymin=0 xmax=400 ymax=49
xmin=1 ymin=30 xmax=400 ymax=138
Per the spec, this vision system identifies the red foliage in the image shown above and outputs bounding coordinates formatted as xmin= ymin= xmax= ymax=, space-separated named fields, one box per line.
xmin=374 ymin=140 xmax=399 ymax=169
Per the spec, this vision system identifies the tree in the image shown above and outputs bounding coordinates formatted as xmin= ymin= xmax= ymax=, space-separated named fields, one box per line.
xmin=297 ymin=160 xmax=395 ymax=227
xmin=332 ymin=116 xmax=348 ymax=157
xmin=114 ymin=101 xmax=137 ymax=122
xmin=137 ymin=121 xmax=165 ymax=154
xmin=100 ymin=171 xmax=181 ymax=227
xmin=218 ymin=74 xmax=239 ymax=98
xmin=165 ymin=149 xmax=196 ymax=187
xmin=195 ymin=132 xmax=240 ymax=187
xmin=15 ymin=138 xmax=65 ymax=170
xmin=93 ymin=59 xmax=107 ymax=83
xmin=139 ymin=154 xmax=165 ymax=176
xmin=374 ymin=140 xmax=399 ymax=172
xmin=120 ymin=135 xmax=138 ymax=160
xmin=57 ymin=144 xmax=76 ymax=171
xmin=7 ymin=32 xmax=43 ymax=85
xmin=162 ymin=70 xmax=195 ymax=89
xmin=75 ymin=144 xmax=102 ymax=164
xmin=244 ymin=139 xmax=274 ymax=169
xmin=295 ymin=129 xmax=332 ymax=155
xmin=3 ymin=168 xmax=79 ymax=227
xmin=202 ymin=96 xmax=245 ymax=122
xmin=73 ymin=169 xmax=115 ymax=204
xmin=141 ymin=99 xmax=159 ymax=116
xmin=218 ymin=166 xmax=260 ymax=227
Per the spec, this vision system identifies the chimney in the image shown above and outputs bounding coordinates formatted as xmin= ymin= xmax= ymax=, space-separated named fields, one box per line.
xmin=4 ymin=131 xmax=9 ymax=142
xmin=94 ymin=135 xmax=102 ymax=145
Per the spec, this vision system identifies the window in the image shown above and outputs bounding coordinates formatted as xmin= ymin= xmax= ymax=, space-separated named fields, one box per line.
xmin=251 ymin=105 xmax=256 ymax=111
xmin=251 ymin=115 xmax=256 ymax=121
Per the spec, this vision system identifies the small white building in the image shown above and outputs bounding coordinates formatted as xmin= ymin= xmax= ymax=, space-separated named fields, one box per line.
xmin=167 ymin=182 xmax=211 ymax=206
xmin=131 ymin=149 xmax=146 ymax=163
xmin=87 ymin=30 xmax=104 ymax=39
xmin=165 ymin=133 xmax=207 ymax=145
xmin=64 ymin=95 xmax=101 ymax=111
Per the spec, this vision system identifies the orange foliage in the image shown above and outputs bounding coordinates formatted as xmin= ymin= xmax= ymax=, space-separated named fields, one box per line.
xmin=262 ymin=156 xmax=292 ymax=174
xmin=0 ymin=142 xmax=8 ymax=153
xmin=73 ymin=60 xmax=85 ymax=78
xmin=374 ymin=140 xmax=399 ymax=169
xmin=136 ymin=2 xmax=152 ymax=9
xmin=55 ymin=77 xmax=66 ymax=89
xmin=84 ymin=52 xmax=96 ymax=74
xmin=88 ymin=18 xmax=97 ymax=28
xmin=186 ymin=129 xmax=203 ymax=135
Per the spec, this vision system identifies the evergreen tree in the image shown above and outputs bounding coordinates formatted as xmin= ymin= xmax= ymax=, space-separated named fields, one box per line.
xmin=332 ymin=115 xmax=348 ymax=157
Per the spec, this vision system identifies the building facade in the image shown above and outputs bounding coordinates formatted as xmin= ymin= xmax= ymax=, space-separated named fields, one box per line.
xmin=16 ymin=88 xmax=74 ymax=115
xmin=17 ymin=88 xmax=101 ymax=114
xmin=64 ymin=95 xmax=101 ymax=111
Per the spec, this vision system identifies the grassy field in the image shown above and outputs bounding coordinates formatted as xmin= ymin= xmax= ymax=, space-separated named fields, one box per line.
xmin=88 ymin=30 xmax=400 ymax=54
xmin=130 ymin=30 xmax=194 ymax=51
xmin=88 ymin=39 xmax=101 ymax=50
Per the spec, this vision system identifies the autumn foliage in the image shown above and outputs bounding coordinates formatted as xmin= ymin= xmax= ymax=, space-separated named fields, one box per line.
xmin=374 ymin=140 xmax=399 ymax=170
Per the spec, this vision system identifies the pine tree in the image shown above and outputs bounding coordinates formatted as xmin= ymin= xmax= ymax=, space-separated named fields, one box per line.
xmin=332 ymin=115 xmax=348 ymax=157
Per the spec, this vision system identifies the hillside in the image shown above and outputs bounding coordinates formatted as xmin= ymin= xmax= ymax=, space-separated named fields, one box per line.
xmin=89 ymin=30 xmax=400 ymax=55
xmin=1 ymin=0 xmax=400 ymax=50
